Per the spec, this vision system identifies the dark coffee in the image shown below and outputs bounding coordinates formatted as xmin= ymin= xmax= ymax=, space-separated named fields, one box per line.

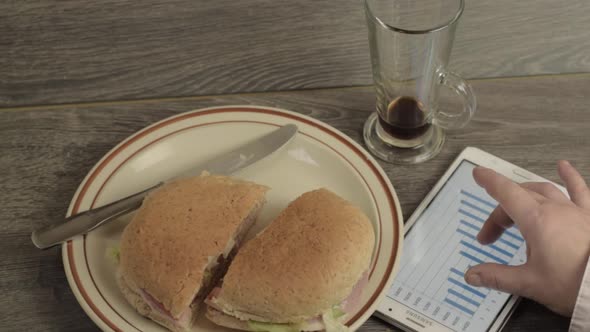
xmin=378 ymin=96 xmax=431 ymax=140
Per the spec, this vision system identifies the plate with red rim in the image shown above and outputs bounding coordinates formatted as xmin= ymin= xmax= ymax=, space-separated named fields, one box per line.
xmin=62 ymin=105 xmax=404 ymax=332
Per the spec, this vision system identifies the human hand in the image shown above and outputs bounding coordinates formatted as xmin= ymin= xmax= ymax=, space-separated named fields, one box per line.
xmin=464 ymin=161 xmax=590 ymax=316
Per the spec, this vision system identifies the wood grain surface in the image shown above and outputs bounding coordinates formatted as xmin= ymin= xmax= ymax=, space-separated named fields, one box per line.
xmin=1 ymin=0 xmax=590 ymax=107
xmin=2 ymin=73 xmax=588 ymax=331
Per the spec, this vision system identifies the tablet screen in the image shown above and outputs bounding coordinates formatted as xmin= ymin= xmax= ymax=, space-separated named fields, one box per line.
xmin=387 ymin=161 xmax=527 ymax=332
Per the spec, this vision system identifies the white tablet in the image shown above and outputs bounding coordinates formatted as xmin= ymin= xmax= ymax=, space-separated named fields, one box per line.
xmin=375 ymin=147 xmax=564 ymax=332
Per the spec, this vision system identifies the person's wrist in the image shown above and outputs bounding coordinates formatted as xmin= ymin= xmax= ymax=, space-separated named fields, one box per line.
xmin=570 ymin=256 xmax=590 ymax=331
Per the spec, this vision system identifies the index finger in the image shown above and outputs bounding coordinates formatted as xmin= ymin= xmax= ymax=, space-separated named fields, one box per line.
xmin=558 ymin=160 xmax=590 ymax=209
xmin=473 ymin=167 xmax=539 ymax=230
xmin=477 ymin=205 xmax=513 ymax=244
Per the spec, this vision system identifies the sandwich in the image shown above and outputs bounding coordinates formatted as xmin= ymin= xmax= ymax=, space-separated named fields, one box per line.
xmin=205 ymin=188 xmax=375 ymax=332
xmin=116 ymin=173 xmax=269 ymax=332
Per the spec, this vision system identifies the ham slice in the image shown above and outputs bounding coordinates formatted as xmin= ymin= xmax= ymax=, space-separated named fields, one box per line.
xmin=140 ymin=289 xmax=174 ymax=318
xmin=139 ymin=289 xmax=191 ymax=325
xmin=340 ymin=271 xmax=369 ymax=314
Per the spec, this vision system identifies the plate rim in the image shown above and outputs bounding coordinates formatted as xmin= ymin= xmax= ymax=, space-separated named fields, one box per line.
xmin=61 ymin=105 xmax=404 ymax=331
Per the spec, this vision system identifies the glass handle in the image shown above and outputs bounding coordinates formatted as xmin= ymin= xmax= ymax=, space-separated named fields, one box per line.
xmin=434 ymin=70 xmax=477 ymax=129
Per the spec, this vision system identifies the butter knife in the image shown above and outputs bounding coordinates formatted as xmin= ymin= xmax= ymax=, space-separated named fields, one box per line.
xmin=31 ymin=124 xmax=298 ymax=249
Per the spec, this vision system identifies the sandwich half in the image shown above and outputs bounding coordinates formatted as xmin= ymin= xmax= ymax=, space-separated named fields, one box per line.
xmin=205 ymin=188 xmax=375 ymax=332
xmin=116 ymin=173 xmax=269 ymax=332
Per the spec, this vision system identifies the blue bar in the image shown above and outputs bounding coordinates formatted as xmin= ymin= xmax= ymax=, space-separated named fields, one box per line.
xmin=457 ymin=228 xmax=514 ymax=257
xmin=460 ymin=241 xmax=509 ymax=264
xmin=445 ymin=298 xmax=476 ymax=315
xmin=448 ymin=289 xmax=481 ymax=307
xmin=457 ymin=228 xmax=476 ymax=240
xmin=460 ymin=251 xmax=484 ymax=264
xmin=461 ymin=200 xmax=492 ymax=216
xmin=460 ymin=190 xmax=497 ymax=209
xmin=490 ymin=244 xmax=514 ymax=258
xmin=504 ymin=230 xmax=525 ymax=242
xmin=450 ymin=267 xmax=464 ymax=277
xmin=460 ymin=220 xmax=481 ymax=232
xmin=459 ymin=209 xmax=485 ymax=223
xmin=498 ymin=237 xmax=520 ymax=250
xmin=447 ymin=278 xmax=487 ymax=298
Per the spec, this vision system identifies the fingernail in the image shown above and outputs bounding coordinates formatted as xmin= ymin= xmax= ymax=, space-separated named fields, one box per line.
xmin=466 ymin=272 xmax=482 ymax=287
xmin=476 ymin=232 xmax=484 ymax=243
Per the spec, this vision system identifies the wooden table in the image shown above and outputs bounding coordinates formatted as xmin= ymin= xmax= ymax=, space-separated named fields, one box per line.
xmin=2 ymin=1 xmax=589 ymax=331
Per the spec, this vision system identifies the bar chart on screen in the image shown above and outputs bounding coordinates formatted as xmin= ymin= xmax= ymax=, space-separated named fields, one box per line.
xmin=387 ymin=162 xmax=527 ymax=332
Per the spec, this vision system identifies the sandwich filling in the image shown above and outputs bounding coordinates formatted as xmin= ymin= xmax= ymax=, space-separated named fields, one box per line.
xmin=205 ymin=271 xmax=369 ymax=332
xmin=139 ymin=289 xmax=192 ymax=325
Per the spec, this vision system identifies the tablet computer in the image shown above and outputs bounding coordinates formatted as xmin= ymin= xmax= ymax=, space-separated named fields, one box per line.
xmin=375 ymin=147 xmax=564 ymax=332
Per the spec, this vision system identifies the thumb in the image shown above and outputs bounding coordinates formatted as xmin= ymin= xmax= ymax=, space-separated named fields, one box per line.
xmin=465 ymin=263 xmax=531 ymax=297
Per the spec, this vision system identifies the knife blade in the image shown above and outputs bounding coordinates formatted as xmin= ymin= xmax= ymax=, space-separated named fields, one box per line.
xmin=31 ymin=124 xmax=298 ymax=249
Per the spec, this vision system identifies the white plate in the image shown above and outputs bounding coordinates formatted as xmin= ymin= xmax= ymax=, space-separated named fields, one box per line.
xmin=62 ymin=105 xmax=404 ymax=332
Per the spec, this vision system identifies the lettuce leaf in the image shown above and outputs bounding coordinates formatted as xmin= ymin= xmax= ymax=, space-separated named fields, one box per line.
xmin=322 ymin=309 xmax=349 ymax=332
xmin=247 ymin=321 xmax=300 ymax=332
xmin=105 ymin=246 xmax=120 ymax=265
xmin=332 ymin=306 xmax=346 ymax=319
xmin=246 ymin=305 xmax=347 ymax=332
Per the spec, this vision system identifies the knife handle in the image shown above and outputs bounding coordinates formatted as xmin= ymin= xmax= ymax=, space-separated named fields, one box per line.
xmin=31 ymin=184 xmax=162 ymax=249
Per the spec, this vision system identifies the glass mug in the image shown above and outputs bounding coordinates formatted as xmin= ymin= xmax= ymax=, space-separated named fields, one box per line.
xmin=363 ymin=0 xmax=476 ymax=164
